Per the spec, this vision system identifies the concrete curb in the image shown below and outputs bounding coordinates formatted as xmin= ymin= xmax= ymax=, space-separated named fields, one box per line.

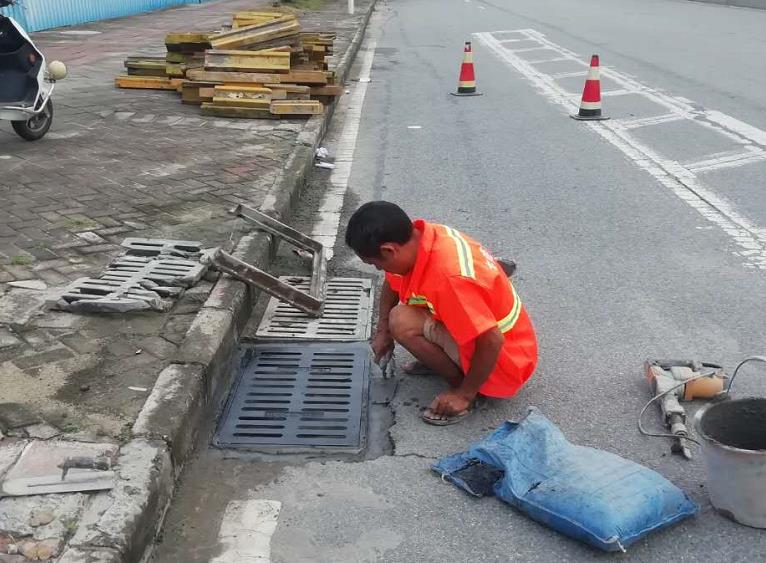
xmin=56 ymin=2 xmax=377 ymax=561
xmin=689 ymin=0 xmax=766 ymax=8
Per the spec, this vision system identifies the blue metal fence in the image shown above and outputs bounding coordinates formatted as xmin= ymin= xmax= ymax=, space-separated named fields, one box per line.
xmin=0 ymin=0 xmax=208 ymax=32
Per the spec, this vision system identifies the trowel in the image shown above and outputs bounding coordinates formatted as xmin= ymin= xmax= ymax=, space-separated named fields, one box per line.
xmin=1 ymin=471 xmax=116 ymax=497
xmin=0 ymin=456 xmax=114 ymax=497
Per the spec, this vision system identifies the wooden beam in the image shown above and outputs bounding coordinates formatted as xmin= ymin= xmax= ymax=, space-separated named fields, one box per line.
xmin=115 ymin=75 xmax=178 ymax=90
xmin=209 ymin=16 xmax=300 ymax=50
xmin=200 ymin=103 xmax=278 ymax=119
xmin=181 ymin=81 xmax=217 ymax=104
xmin=186 ymin=69 xmax=283 ymax=84
xmin=165 ymin=32 xmax=210 ymax=45
xmin=280 ymin=70 xmax=329 ymax=85
xmin=211 ymin=97 xmax=271 ymax=108
xmin=309 ymin=85 xmax=344 ymax=97
xmin=264 ymin=83 xmax=309 ymax=100
xmin=269 ymin=99 xmax=324 ymax=116
xmin=204 ymin=49 xmax=290 ymax=73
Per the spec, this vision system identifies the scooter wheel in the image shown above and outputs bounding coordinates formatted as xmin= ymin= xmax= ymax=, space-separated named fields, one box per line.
xmin=12 ymin=99 xmax=54 ymax=141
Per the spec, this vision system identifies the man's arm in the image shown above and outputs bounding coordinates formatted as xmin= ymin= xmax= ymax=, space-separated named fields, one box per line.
xmin=430 ymin=327 xmax=504 ymax=415
xmin=371 ymin=279 xmax=399 ymax=363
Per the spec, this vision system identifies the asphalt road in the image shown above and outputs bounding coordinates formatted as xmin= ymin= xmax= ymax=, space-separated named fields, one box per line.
xmin=154 ymin=0 xmax=766 ymax=561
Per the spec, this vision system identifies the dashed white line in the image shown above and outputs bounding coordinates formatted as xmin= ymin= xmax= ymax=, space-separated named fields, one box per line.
xmin=211 ymin=499 xmax=281 ymax=563
xmin=476 ymin=28 xmax=766 ymax=269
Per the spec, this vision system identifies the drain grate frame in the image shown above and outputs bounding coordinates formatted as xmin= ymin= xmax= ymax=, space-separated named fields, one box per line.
xmin=214 ymin=342 xmax=370 ymax=452
xmin=255 ymin=277 xmax=372 ymax=341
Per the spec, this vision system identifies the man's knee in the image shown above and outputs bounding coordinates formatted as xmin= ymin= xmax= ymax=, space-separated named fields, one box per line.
xmin=388 ymin=304 xmax=427 ymax=342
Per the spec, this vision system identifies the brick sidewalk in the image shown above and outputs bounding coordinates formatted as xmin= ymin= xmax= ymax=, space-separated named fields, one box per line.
xmin=0 ymin=0 xmax=373 ymax=559
xmin=0 ymin=0 xmax=364 ymax=440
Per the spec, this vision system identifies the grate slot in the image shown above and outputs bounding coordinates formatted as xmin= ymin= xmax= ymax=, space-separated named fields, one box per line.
xmin=255 ymin=277 xmax=372 ymax=341
xmin=215 ymin=342 xmax=369 ymax=451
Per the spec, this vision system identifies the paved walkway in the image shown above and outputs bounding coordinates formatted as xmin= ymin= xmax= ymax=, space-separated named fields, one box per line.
xmin=0 ymin=0 xmax=372 ymax=560
xmin=0 ymin=0 xmax=361 ymax=448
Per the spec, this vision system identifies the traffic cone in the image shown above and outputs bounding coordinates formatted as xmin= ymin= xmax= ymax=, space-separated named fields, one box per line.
xmin=571 ymin=54 xmax=609 ymax=121
xmin=451 ymin=41 xmax=482 ymax=97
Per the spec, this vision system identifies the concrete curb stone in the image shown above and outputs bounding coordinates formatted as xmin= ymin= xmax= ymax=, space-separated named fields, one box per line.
xmin=62 ymin=440 xmax=172 ymax=563
xmin=55 ymin=1 xmax=378 ymax=561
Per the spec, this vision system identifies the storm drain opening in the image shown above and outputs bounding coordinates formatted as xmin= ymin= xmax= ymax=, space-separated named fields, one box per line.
xmin=256 ymin=277 xmax=372 ymax=341
xmin=214 ymin=342 xmax=370 ymax=452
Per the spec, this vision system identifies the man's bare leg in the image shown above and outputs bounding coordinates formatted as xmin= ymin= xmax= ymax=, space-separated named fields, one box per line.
xmin=388 ymin=305 xmax=463 ymax=388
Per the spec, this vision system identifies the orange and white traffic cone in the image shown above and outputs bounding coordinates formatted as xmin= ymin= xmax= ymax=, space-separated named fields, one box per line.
xmin=571 ymin=54 xmax=609 ymax=121
xmin=451 ymin=41 xmax=482 ymax=97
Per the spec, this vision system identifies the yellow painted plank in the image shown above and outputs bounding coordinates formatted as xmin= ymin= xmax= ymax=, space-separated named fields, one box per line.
xmin=204 ymin=49 xmax=290 ymax=73
xmin=125 ymin=60 xmax=166 ymax=70
xmin=280 ymin=70 xmax=328 ymax=85
xmin=165 ymin=63 xmax=188 ymax=78
xmin=186 ymin=69 xmax=282 ymax=83
xmin=263 ymin=83 xmax=309 ymax=94
xmin=209 ymin=17 xmax=300 ymax=50
xmin=309 ymin=85 xmax=344 ymax=97
xmin=211 ymin=97 xmax=271 ymax=108
xmin=165 ymin=32 xmax=210 ymax=45
xmin=115 ymin=75 xmax=177 ymax=90
xmin=214 ymin=84 xmax=271 ymax=94
xmin=269 ymin=100 xmax=324 ymax=115
xmin=200 ymin=103 xmax=278 ymax=119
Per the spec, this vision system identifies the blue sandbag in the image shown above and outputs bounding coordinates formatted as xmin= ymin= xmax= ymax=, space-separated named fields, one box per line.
xmin=432 ymin=408 xmax=698 ymax=552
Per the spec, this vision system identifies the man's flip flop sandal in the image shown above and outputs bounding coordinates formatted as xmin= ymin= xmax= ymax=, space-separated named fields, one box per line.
xmin=421 ymin=405 xmax=474 ymax=426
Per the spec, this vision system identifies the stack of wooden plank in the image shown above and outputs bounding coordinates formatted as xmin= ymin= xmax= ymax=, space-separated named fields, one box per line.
xmin=115 ymin=11 xmax=344 ymax=119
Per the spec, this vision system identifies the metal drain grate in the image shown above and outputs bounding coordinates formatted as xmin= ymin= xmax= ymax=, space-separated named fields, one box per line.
xmin=214 ymin=343 xmax=370 ymax=451
xmin=121 ymin=238 xmax=202 ymax=258
xmin=256 ymin=277 xmax=372 ymax=341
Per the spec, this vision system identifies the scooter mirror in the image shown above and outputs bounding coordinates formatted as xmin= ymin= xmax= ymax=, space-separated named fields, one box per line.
xmin=48 ymin=60 xmax=68 ymax=81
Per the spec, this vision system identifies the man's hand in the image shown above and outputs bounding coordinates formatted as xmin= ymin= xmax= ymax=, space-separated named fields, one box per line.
xmin=371 ymin=329 xmax=395 ymax=365
xmin=429 ymin=390 xmax=474 ymax=416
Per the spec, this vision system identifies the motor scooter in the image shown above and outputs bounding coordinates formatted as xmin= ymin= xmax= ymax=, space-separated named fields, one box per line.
xmin=0 ymin=0 xmax=66 ymax=141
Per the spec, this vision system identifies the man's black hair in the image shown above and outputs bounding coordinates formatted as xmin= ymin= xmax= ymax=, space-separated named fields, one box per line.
xmin=345 ymin=201 xmax=413 ymax=258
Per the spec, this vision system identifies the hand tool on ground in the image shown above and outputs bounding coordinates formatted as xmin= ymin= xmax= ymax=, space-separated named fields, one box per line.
xmin=639 ymin=359 xmax=727 ymax=459
xmin=59 ymin=456 xmax=112 ymax=480
xmin=377 ymin=349 xmax=395 ymax=379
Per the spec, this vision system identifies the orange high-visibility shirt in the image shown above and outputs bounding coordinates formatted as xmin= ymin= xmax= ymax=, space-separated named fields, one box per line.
xmin=386 ymin=219 xmax=538 ymax=398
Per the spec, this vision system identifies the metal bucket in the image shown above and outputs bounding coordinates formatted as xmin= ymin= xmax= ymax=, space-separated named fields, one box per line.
xmin=695 ymin=397 xmax=766 ymax=528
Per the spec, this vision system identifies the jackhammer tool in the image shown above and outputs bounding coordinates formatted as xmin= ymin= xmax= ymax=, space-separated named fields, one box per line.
xmin=640 ymin=360 xmax=727 ymax=459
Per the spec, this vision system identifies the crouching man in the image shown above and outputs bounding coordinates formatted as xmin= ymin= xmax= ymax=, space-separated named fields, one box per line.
xmin=345 ymin=201 xmax=538 ymax=425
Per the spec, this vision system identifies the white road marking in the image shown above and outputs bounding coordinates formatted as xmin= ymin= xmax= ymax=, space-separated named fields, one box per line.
xmin=211 ymin=500 xmax=281 ymax=563
xmin=684 ymin=148 xmax=766 ymax=173
xmin=310 ymin=13 xmax=381 ymax=260
xmin=526 ymin=56 xmax=573 ymax=64
xmin=510 ymin=46 xmax=556 ymax=53
xmin=600 ymin=88 xmax=635 ymax=97
xmin=475 ymin=28 xmax=766 ymax=269
xmin=407 ymin=125 xmax=422 ymax=129
xmin=617 ymin=113 xmax=687 ymax=129
xmin=550 ymin=70 xmax=587 ymax=79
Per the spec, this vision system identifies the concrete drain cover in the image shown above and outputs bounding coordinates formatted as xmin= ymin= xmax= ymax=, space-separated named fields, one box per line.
xmin=214 ymin=342 xmax=370 ymax=451
xmin=256 ymin=277 xmax=372 ymax=341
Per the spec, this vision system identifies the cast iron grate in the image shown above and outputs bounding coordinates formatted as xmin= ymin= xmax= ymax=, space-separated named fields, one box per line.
xmin=256 ymin=277 xmax=372 ymax=341
xmin=214 ymin=342 xmax=370 ymax=451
